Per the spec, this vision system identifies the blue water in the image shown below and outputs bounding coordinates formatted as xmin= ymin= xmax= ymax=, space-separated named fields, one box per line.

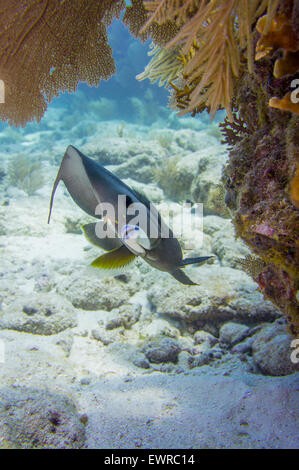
xmin=0 ymin=20 xmax=223 ymax=140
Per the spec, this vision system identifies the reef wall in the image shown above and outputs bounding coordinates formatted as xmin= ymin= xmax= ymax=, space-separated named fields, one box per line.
xmin=221 ymin=2 xmax=299 ymax=335
xmin=124 ymin=0 xmax=299 ymax=335
xmin=222 ymin=61 xmax=299 ymax=336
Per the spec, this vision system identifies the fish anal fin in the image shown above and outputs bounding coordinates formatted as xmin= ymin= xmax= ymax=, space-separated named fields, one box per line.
xmin=91 ymin=245 xmax=136 ymax=269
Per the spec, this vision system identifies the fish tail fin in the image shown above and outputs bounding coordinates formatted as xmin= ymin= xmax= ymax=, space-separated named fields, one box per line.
xmin=181 ymin=256 xmax=213 ymax=267
xmin=170 ymin=268 xmax=199 ymax=286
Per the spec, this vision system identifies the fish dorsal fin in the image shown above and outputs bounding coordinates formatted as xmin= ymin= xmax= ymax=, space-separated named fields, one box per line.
xmin=48 ymin=145 xmax=100 ymax=224
xmin=91 ymin=245 xmax=136 ymax=269
xmin=82 ymin=222 xmax=122 ymax=251
xmin=47 ymin=171 xmax=62 ymax=224
xmin=130 ymin=187 xmax=151 ymax=209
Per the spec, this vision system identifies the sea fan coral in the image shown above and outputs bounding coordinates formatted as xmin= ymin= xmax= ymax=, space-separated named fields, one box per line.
xmin=0 ymin=0 xmax=125 ymax=126
xmin=219 ymin=111 xmax=249 ymax=148
xmin=132 ymin=0 xmax=299 ymax=333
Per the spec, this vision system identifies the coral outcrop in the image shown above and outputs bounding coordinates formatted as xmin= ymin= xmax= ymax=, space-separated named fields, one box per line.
xmin=222 ymin=65 xmax=299 ymax=335
xmin=128 ymin=0 xmax=299 ymax=334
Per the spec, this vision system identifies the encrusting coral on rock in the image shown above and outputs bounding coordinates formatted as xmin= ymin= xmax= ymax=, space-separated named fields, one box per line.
xmin=255 ymin=4 xmax=299 ymax=114
xmin=222 ymin=1 xmax=299 ymax=335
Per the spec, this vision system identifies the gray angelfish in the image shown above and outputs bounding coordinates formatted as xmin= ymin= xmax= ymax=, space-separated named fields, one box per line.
xmin=48 ymin=145 xmax=212 ymax=285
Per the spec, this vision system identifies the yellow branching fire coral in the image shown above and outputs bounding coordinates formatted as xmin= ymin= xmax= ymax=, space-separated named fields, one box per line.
xmin=255 ymin=12 xmax=298 ymax=61
xmin=290 ymin=164 xmax=299 ymax=208
xmin=255 ymin=7 xmax=299 ymax=115
xmin=131 ymin=0 xmax=282 ymax=120
xmin=269 ymin=93 xmax=299 ymax=113
xmin=0 ymin=0 xmax=125 ymax=127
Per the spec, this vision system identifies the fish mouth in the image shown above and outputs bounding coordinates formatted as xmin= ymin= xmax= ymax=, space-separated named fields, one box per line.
xmin=121 ymin=224 xmax=151 ymax=252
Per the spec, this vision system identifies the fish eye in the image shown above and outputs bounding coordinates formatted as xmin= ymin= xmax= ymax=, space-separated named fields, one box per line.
xmin=135 ymin=226 xmax=139 ymax=231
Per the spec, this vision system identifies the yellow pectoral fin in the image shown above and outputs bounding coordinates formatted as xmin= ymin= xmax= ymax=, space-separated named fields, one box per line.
xmin=91 ymin=245 xmax=136 ymax=269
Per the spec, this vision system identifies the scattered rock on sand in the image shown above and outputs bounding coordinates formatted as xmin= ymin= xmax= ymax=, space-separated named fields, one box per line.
xmin=219 ymin=322 xmax=250 ymax=346
xmin=57 ymin=275 xmax=133 ymax=311
xmin=0 ymin=387 xmax=86 ymax=449
xmin=0 ymin=293 xmax=77 ymax=335
xmin=148 ymin=268 xmax=281 ymax=325
xmin=251 ymin=320 xmax=299 ymax=376
xmin=143 ymin=337 xmax=181 ymax=364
